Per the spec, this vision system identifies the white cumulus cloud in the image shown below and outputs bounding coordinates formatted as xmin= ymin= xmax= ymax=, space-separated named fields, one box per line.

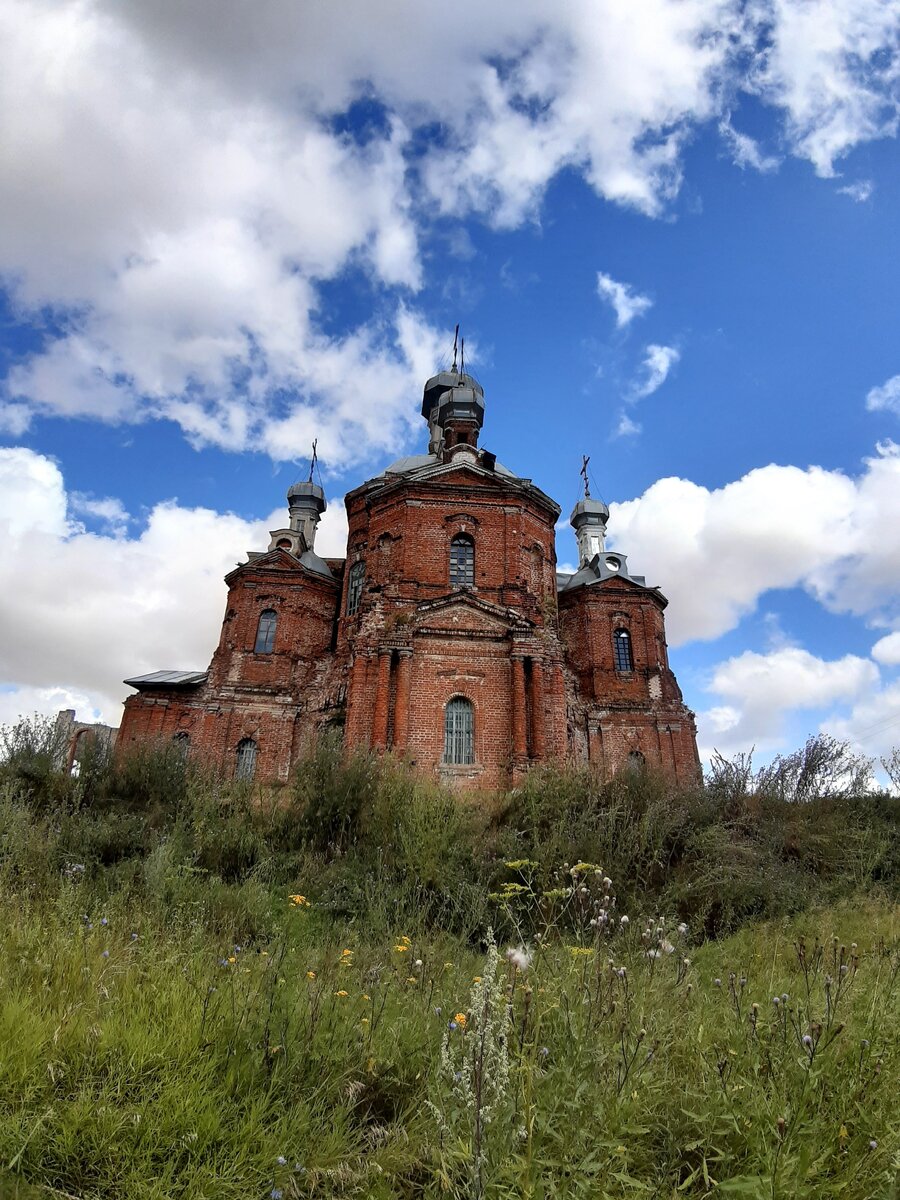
xmin=0 ymin=447 xmax=348 ymax=727
xmin=698 ymin=646 xmax=879 ymax=755
xmin=610 ymin=442 xmax=900 ymax=644
xmin=866 ymin=375 xmax=900 ymax=416
xmin=596 ymin=272 xmax=653 ymax=328
xmin=1 ymin=0 xmax=898 ymax=467
xmin=632 ymin=344 xmax=681 ymax=399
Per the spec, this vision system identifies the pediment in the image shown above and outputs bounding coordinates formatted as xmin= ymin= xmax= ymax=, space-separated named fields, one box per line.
xmin=413 ymin=590 xmax=533 ymax=636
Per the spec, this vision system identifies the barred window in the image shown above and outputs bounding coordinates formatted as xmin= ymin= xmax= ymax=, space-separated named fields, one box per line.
xmin=346 ymin=561 xmax=365 ymax=616
xmin=613 ymin=628 xmax=633 ymax=672
xmin=450 ymin=534 xmax=474 ymax=588
xmin=254 ymin=609 xmax=277 ymax=653
xmin=444 ymin=696 xmax=474 ymax=765
xmin=236 ymin=737 xmax=258 ymax=780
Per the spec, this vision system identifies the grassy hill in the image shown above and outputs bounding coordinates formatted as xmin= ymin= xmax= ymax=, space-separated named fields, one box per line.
xmin=0 ymin=721 xmax=898 ymax=1198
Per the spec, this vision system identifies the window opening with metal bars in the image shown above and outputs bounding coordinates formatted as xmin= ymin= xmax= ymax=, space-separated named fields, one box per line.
xmin=443 ymin=696 xmax=474 ymax=764
xmin=236 ymin=738 xmax=258 ymax=780
xmin=450 ymin=535 xmax=474 ymax=588
xmin=613 ymin=628 xmax=633 ymax=672
xmin=346 ymin=561 xmax=365 ymax=615
xmin=254 ymin=609 xmax=277 ymax=654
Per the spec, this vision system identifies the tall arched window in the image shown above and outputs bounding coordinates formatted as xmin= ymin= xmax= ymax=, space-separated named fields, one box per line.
xmin=450 ymin=534 xmax=474 ymax=588
xmin=346 ymin=561 xmax=365 ymax=616
xmin=254 ymin=609 xmax=277 ymax=653
xmin=613 ymin=628 xmax=633 ymax=672
xmin=236 ymin=737 xmax=258 ymax=780
xmin=172 ymin=731 xmax=190 ymax=757
xmin=444 ymin=696 xmax=474 ymax=765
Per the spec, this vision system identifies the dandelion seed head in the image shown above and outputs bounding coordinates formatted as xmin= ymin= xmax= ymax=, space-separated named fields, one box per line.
xmin=869 ymin=1139 xmax=878 ymax=1150
xmin=276 ymin=1156 xmax=286 ymax=1166
xmin=802 ymin=1034 xmax=813 ymax=1047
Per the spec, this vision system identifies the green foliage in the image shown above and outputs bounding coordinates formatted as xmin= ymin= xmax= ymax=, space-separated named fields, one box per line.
xmin=2 ymin=716 xmax=900 ymax=1195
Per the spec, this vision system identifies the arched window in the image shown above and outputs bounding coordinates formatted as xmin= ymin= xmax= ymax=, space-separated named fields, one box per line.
xmin=172 ymin=731 xmax=190 ymax=757
xmin=627 ymin=749 xmax=646 ymax=770
xmin=444 ymin=696 xmax=474 ymax=765
xmin=613 ymin=628 xmax=633 ymax=672
xmin=450 ymin=534 xmax=474 ymax=588
xmin=254 ymin=609 xmax=277 ymax=654
xmin=236 ymin=738 xmax=258 ymax=780
xmin=346 ymin=561 xmax=365 ymax=616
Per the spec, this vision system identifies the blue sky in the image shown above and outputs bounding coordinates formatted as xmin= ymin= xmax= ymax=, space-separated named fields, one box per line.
xmin=1 ymin=0 xmax=900 ymax=776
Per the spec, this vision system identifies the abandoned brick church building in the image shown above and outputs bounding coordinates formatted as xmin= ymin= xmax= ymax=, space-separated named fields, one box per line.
xmin=119 ymin=362 xmax=700 ymax=789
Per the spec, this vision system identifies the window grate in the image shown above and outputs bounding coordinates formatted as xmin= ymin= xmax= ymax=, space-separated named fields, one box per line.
xmin=450 ymin=535 xmax=474 ymax=588
xmin=613 ymin=628 xmax=633 ymax=672
xmin=346 ymin=561 xmax=365 ymax=615
xmin=236 ymin=738 xmax=258 ymax=780
xmin=443 ymin=696 xmax=474 ymax=764
xmin=254 ymin=609 xmax=277 ymax=654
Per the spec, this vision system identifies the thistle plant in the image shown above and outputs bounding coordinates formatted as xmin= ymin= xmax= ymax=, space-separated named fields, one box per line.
xmin=429 ymin=931 xmax=512 ymax=1198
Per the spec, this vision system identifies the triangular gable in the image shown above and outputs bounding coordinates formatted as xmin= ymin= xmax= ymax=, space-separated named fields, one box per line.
xmin=414 ymin=590 xmax=534 ymax=636
xmin=225 ymin=548 xmax=337 ymax=586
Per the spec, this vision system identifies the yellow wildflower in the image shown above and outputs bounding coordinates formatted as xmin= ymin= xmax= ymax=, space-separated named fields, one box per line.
xmin=406 ymin=976 xmax=418 ymax=984
xmin=473 ymin=976 xmax=482 ymax=983
xmin=335 ymin=989 xmax=349 ymax=997
xmin=361 ymin=1017 xmax=369 ymax=1024
xmin=227 ymin=955 xmax=236 ymax=964
xmin=394 ymin=944 xmax=409 ymax=953
xmin=454 ymin=1012 xmax=467 ymax=1028
xmin=401 ymin=935 xmax=411 ymax=944
xmin=362 ymin=994 xmax=371 ymax=1001
xmin=306 ymin=971 xmax=316 ymax=980
xmin=569 ymin=946 xmax=594 ymax=957
xmin=289 ymin=894 xmax=310 ymax=906
xmin=444 ymin=962 xmax=454 ymax=970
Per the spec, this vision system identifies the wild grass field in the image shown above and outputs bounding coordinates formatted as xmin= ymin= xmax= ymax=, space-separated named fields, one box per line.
xmin=0 ymin=719 xmax=898 ymax=1199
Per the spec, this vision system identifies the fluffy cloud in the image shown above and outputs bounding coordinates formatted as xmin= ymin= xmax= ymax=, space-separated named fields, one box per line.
xmin=1 ymin=1 xmax=898 ymax=465
xmin=698 ymin=646 xmax=878 ymax=755
xmin=718 ymin=118 xmax=781 ymax=172
xmin=632 ymin=344 xmax=680 ymax=399
xmin=872 ymin=632 xmax=900 ymax=665
xmin=0 ymin=447 xmax=348 ymax=726
xmin=596 ymin=272 xmax=653 ymax=328
xmin=822 ymin=681 xmax=900 ymax=761
xmin=748 ymin=0 xmax=900 ymax=177
xmin=838 ymin=179 xmax=874 ymax=202
xmin=866 ymin=375 xmax=900 ymax=416
xmin=610 ymin=442 xmax=900 ymax=644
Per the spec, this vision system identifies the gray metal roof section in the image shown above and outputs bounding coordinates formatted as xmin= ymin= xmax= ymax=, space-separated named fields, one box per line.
xmin=384 ymin=452 xmax=516 ymax=478
xmin=123 ymin=670 xmax=208 ymax=689
xmin=557 ymin=552 xmax=655 ymax=596
xmin=299 ymin=549 xmax=333 ymax=578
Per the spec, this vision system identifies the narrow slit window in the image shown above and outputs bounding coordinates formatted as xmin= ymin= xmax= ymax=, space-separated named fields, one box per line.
xmin=254 ymin=609 xmax=277 ymax=654
xmin=346 ymin=561 xmax=365 ymax=616
xmin=444 ymin=696 xmax=474 ymax=765
xmin=450 ymin=535 xmax=475 ymax=588
xmin=613 ymin=628 xmax=633 ymax=672
xmin=236 ymin=737 xmax=258 ymax=780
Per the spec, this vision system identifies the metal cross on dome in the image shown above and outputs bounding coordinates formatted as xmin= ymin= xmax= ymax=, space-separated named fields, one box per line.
xmin=580 ymin=454 xmax=591 ymax=498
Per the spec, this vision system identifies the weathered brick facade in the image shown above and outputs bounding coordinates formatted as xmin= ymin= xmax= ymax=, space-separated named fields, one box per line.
xmin=119 ymin=366 xmax=699 ymax=789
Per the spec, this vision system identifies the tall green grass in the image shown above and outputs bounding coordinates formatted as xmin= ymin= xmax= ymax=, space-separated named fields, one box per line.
xmin=0 ymin=722 xmax=898 ymax=1196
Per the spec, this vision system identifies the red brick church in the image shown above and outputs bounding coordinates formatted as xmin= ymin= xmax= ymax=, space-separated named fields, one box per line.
xmin=119 ymin=361 xmax=699 ymax=789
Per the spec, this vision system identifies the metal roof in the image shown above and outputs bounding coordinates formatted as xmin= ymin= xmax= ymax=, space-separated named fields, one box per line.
xmin=383 ymin=452 xmax=516 ymax=477
xmin=123 ymin=670 xmax=208 ymax=689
